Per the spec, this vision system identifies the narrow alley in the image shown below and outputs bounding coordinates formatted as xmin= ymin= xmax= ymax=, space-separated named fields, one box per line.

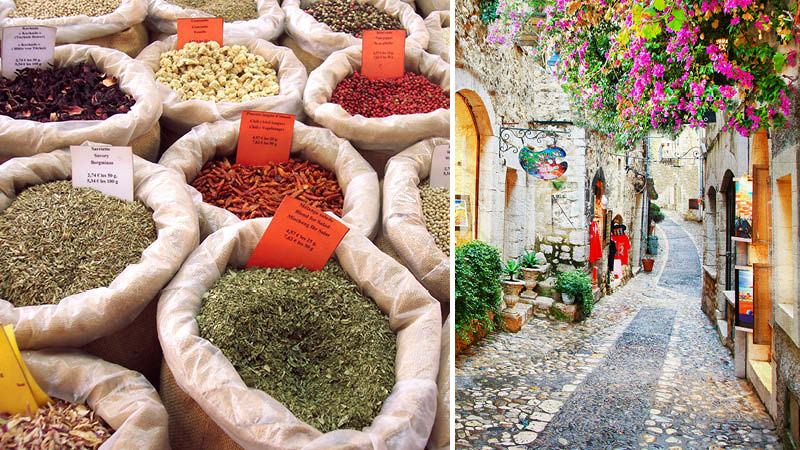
xmin=455 ymin=212 xmax=780 ymax=450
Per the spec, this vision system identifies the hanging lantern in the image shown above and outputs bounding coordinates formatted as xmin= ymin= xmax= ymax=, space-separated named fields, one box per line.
xmin=715 ymin=37 xmax=729 ymax=59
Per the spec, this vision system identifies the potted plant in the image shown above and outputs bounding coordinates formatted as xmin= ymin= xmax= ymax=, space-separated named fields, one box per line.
xmin=555 ymin=270 xmax=591 ymax=306
xmin=501 ymin=259 xmax=525 ymax=308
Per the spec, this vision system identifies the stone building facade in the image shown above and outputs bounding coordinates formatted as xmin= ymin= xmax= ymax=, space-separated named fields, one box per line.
xmin=650 ymin=128 xmax=703 ymax=221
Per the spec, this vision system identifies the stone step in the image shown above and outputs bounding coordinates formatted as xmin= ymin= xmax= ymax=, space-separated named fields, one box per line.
xmin=532 ymin=296 xmax=554 ymax=313
xmin=502 ymin=303 xmax=535 ymax=332
xmin=519 ymin=290 xmax=539 ymax=302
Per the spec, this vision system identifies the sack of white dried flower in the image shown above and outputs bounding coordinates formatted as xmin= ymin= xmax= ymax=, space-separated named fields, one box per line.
xmin=0 ymin=0 xmax=149 ymax=57
xmin=416 ymin=0 xmax=448 ymax=21
xmin=383 ymin=137 xmax=449 ymax=302
xmin=283 ymin=0 xmax=428 ymax=61
xmin=15 ymin=350 xmax=169 ymax=449
xmin=424 ymin=10 xmax=449 ymax=62
xmin=0 ymin=44 xmax=162 ymax=162
xmin=137 ymin=35 xmax=307 ymax=135
xmin=158 ymin=119 xmax=379 ymax=240
xmin=304 ymin=45 xmax=449 ymax=152
xmin=0 ymin=147 xmax=199 ymax=378
xmin=427 ymin=314 xmax=450 ymax=450
xmin=157 ymin=218 xmax=440 ymax=450
xmin=145 ymin=0 xmax=284 ymax=41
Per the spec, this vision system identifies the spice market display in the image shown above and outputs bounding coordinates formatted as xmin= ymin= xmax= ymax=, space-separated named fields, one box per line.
xmin=0 ymin=0 xmax=452 ymax=446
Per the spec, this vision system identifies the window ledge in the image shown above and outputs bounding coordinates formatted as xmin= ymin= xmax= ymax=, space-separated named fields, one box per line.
xmin=775 ymin=303 xmax=799 ymax=347
xmin=723 ymin=290 xmax=735 ymax=307
xmin=703 ymin=265 xmax=718 ymax=280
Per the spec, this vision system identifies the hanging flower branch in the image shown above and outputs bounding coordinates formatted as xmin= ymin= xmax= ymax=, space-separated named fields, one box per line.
xmin=486 ymin=0 xmax=798 ymax=150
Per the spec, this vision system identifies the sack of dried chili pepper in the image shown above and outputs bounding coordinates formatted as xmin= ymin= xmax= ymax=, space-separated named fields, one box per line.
xmin=12 ymin=350 xmax=169 ymax=449
xmin=157 ymin=218 xmax=440 ymax=450
xmin=0 ymin=44 xmax=162 ymax=162
xmin=137 ymin=35 xmax=307 ymax=135
xmin=282 ymin=0 xmax=428 ymax=61
xmin=159 ymin=119 xmax=379 ymax=239
xmin=303 ymin=44 xmax=449 ymax=153
xmin=145 ymin=0 xmax=284 ymax=42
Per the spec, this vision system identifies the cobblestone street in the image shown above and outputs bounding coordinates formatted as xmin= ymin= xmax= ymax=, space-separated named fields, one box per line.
xmin=455 ymin=212 xmax=782 ymax=450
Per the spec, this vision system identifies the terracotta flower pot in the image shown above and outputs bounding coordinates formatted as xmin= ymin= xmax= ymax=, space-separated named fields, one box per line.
xmin=642 ymin=258 xmax=655 ymax=272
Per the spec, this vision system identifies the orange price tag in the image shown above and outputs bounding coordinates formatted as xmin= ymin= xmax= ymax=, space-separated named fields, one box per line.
xmin=246 ymin=196 xmax=349 ymax=271
xmin=361 ymin=29 xmax=405 ymax=80
xmin=176 ymin=18 xmax=223 ymax=50
xmin=236 ymin=111 xmax=295 ymax=166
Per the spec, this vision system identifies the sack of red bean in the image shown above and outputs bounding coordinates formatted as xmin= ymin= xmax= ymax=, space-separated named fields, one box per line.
xmin=283 ymin=0 xmax=428 ymax=61
xmin=0 ymin=0 xmax=147 ymax=57
xmin=2 ymin=350 xmax=169 ymax=449
xmin=157 ymin=218 xmax=441 ymax=449
xmin=137 ymin=35 xmax=307 ymax=135
xmin=382 ymin=137 xmax=449 ymax=302
xmin=0 ymin=44 xmax=162 ymax=163
xmin=0 ymin=147 xmax=198 ymax=355
xmin=304 ymin=45 xmax=449 ymax=152
xmin=158 ymin=119 xmax=380 ymax=239
xmin=424 ymin=10 xmax=450 ymax=62
xmin=145 ymin=0 xmax=284 ymax=41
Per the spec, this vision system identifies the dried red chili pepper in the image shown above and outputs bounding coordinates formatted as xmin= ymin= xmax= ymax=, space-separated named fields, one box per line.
xmin=191 ymin=157 xmax=344 ymax=220
xmin=330 ymin=71 xmax=448 ymax=118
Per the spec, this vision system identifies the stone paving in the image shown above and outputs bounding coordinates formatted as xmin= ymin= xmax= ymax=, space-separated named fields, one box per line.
xmin=455 ymin=213 xmax=781 ymax=450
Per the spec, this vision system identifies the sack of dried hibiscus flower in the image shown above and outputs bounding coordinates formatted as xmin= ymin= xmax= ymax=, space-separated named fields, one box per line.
xmin=1 ymin=349 xmax=169 ymax=449
xmin=158 ymin=119 xmax=379 ymax=239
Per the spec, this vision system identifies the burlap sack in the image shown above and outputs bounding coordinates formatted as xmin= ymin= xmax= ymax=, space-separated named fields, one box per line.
xmin=283 ymin=0 xmax=428 ymax=61
xmin=22 ymin=350 xmax=169 ymax=450
xmin=0 ymin=0 xmax=146 ymax=43
xmin=145 ymin=0 xmax=284 ymax=41
xmin=157 ymin=218 xmax=441 ymax=449
xmin=424 ymin=10 xmax=449 ymax=62
xmin=427 ymin=315 xmax=450 ymax=450
xmin=383 ymin=137 xmax=449 ymax=302
xmin=278 ymin=33 xmax=324 ymax=74
xmin=417 ymin=0 xmax=448 ymax=21
xmin=304 ymin=45 xmax=449 ymax=152
xmin=158 ymin=119 xmax=379 ymax=239
xmin=77 ymin=22 xmax=150 ymax=58
xmin=0 ymin=148 xmax=199 ymax=351
xmin=137 ymin=35 xmax=307 ymax=134
xmin=0 ymin=45 xmax=162 ymax=161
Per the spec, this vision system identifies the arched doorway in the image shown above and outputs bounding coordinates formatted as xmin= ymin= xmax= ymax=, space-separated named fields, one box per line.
xmin=706 ymin=186 xmax=718 ymax=268
xmin=721 ymin=170 xmax=736 ymax=290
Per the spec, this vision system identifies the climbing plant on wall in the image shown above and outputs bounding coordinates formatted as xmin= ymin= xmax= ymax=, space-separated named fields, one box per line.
xmin=485 ymin=0 xmax=798 ymax=151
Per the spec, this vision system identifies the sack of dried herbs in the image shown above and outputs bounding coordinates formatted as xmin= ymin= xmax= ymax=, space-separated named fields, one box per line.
xmin=158 ymin=119 xmax=379 ymax=240
xmin=0 ymin=148 xmax=199 ymax=356
xmin=416 ymin=0 xmax=448 ymax=21
xmin=0 ymin=44 xmax=162 ymax=162
xmin=304 ymin=44 xmax=449 ymax=153
xmin=382 ymin=137 xmax=449 ymax=302
xmin=157 ymin=218 xmax=441 ymax=449
xmin=145 ymin=0 xmax=284 ymax=42
xmin=136 ymin=35 xmax=307 ymax=135
xmin=282 ymin=0 xmax=428 ymax=61
xmin=427 ymin=315 xmax=450 ymax=450
xmin=424 ymin=10 xmax=449 ymax=62
xmin=16 ymin=350 xmax=169 ymax=449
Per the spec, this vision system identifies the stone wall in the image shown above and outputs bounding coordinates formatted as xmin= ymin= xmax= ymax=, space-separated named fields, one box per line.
xmin=650 ymin=128 xmax=702 ymax=220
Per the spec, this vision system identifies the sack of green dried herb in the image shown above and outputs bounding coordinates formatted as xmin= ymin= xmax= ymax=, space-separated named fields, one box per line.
xmin=304 ymin=44 xmax=449 ymax=153
xmin=136 ymin=35 xmax=307 ymax=135
xmin=19 ymin=349 xmax=169 ymax=449
xmin=0 ymin=44 xmax=163 ymax=162
xmin=0 ymin=148 xmax=199 ymax=354
xmin=428 ymin=315 xmax=450 ymax=450
xmin=417 ymin=0 xmax=448 ymax=22
xmin=382 ymin=137 xmax=449 ymax=302
xmin=158 ymin=119 xmax=379 ymax=240
xmin=424 ymin=10 xmax=449 ymax=62
xmin=282 ymin=0 xmax=428 ymax=61
xmin=145 ymin=0 xmax=284 ymax=41
xmin=157 ymin=218 xmax=441 ymax=449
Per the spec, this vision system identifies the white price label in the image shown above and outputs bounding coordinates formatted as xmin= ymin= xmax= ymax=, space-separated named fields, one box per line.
xmin=1 ymin=26 xmax=56 ymax=80
xmin=70 ymin=145 xmax=134 ymax=202
xmin=430 ymin=144 xmax=450 ymax=189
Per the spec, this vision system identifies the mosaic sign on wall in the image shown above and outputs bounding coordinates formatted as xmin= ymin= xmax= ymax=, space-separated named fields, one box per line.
xmin=519 ymin=146 xmax=568 ymax=180
xmin=735 ymin=267 xmax=754 ymax=329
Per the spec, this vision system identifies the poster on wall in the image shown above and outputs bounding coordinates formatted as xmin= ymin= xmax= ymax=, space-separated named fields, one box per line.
xmin=733 ymin=176 xmax=753 ymax=241
xmin=735 ymin=267 xmax=754 ymax=329
xmin=519 ymin=146 xmax=568 ymax=180
xmin=454 ymin=195 xmax=471 ymax=230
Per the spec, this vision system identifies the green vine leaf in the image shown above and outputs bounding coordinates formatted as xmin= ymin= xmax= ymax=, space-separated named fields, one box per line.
xmin=773 ymin=52 xmax=786 ymax=73
xmin=654 ymin=0 xmax=666 ymax=11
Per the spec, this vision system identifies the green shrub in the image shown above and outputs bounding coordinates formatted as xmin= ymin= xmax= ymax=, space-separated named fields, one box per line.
xmin=649 ymin=202 xmax=665 ymax=224
xmin=555 ymin=269 xmax=594 ymax=317
xmin=455 ymin=240 xmax=503 ymax=340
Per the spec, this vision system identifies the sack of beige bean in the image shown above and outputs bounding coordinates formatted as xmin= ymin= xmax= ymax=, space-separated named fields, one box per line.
xmin=304 ymin=45 xmax=449 ymax=152
xmin=0 ymin=147 xmax=199 ymax=384
xmin=137 ymin=35 xmax=307 ymax=135
xmin=0 ymin=45 xmax=162 ymax=162
xmin=158 ymin=118 xmax=379 ymax=240
xmin=383 ymin=137 xmax=450 ymax=302
xmin=0 ymin=0 xmax=149 ymax=58
xmin=424 ymin=10 xmax=449 ymax=62
xmin=13 ymin=350 xmax=169 ymax=449
xmin=145 ymin=0 xmax=284 ymax=41
xmin=283 ymin=0 xmax=428 ymax=61
xmin=157 ymin=218 xmax=441 ymax=450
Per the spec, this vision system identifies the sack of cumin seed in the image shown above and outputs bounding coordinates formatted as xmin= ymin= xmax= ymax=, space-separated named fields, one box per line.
xmin=145 ymin=0 xmax=284 ymax=42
